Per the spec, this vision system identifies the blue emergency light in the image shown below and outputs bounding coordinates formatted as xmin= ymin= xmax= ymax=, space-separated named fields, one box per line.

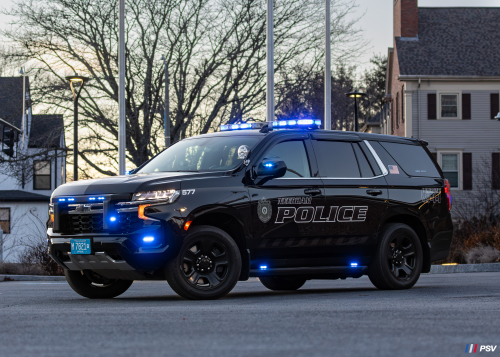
xmin=220 ymin=119 xmax=321 ymax=132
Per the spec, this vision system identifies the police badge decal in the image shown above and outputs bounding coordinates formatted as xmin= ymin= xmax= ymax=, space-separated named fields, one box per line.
xmin=257 ymin=197 xmax=272 ymax=223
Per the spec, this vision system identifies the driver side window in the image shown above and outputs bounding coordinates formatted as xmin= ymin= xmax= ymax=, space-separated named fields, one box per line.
xmin=265 ymin=140 xmax=311 ymax=178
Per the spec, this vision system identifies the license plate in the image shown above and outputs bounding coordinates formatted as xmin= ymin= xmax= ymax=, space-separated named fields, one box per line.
xmin=71 ymin=239 xmax=91 ymax=255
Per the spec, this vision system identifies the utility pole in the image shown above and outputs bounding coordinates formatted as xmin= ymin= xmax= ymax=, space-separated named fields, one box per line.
xmin=162 ymin=55 xmax=170 ymax=148
xmin=118 ymin=0 xmax=126 ymax=175
xmin=266 ymin=0 xmax=274 ymax=123
xmin=324 ymin=0 xmax=332 ymax=130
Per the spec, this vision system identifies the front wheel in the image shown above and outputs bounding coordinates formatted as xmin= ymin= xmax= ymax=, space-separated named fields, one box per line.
xmin=165 ymin=225 xmax=242 ymax=300
xmin=368 ymin=223 xmax=423 ymax=290
xmin=260 ymin=276 xmax=306 ymax=291
xmin=65 ymin=270 xmax=133 ymax=299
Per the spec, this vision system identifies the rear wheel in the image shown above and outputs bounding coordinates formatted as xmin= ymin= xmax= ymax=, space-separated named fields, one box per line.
xmin=368 ymin=223 xmax=423 ymax=290
xmin=65 ymin=270 xmax=133 ymax=299
xmin=165 ymin=225 xmax=242 ymax=300
xmin=259 ymin=276 xmax=306 ymax=291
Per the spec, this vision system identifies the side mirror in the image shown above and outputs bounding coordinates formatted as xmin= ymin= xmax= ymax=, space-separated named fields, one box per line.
xmin=256 ymin=159 xmax=287 ymax=178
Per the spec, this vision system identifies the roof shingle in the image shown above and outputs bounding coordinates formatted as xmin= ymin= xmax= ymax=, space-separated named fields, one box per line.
xmin=396 ymin=7 xmax=500 ymax=76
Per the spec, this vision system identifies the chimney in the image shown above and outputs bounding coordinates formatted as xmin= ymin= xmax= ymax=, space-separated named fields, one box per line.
xmin=394 ymin=0 xmax=418 ymax=38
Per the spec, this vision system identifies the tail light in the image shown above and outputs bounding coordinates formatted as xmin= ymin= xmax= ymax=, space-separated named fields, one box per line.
xmin=444 ymin=179 xmax=452 ymax=211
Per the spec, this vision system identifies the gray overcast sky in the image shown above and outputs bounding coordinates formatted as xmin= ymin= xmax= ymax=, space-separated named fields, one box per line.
xmin=1 ymin=0 xmax=499 ymax=75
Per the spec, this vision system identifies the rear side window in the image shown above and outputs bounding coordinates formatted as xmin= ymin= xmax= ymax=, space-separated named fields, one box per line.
xmin=353 ymin=143 xmax=375 ymax=177
xmin=312 ymin=141 xmax=360 ymax=178
xmin=371 ymin=141 xmax=440 ymax=177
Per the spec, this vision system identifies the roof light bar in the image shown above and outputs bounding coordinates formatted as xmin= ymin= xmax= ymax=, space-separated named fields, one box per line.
xmin=220 ymin=119 xmax=321 ymax=132
xmin=220 ymin=122 xmax=266 ymax=131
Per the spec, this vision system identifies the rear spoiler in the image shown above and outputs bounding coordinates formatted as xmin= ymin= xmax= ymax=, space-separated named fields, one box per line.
xmin=418 ymin=139 xmax=429 ymax=146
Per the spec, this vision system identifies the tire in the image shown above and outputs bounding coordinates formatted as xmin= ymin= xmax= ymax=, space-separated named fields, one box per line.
xmin=368 ymin=223 xmax=423 ymax=290
xmin=259 ymin=276 xmax=306 ymax=291
xmin=165 ymin=225 xmax=242 ymax=300
xmin=65 ymin=270 xmax=133 ymax=299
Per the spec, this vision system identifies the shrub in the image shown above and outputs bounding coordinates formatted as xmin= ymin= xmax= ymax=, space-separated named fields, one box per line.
xmin=465 ymin=245 xmax=500 ymax=264
xmin=18 ymin=242 xmax=64 ymax=276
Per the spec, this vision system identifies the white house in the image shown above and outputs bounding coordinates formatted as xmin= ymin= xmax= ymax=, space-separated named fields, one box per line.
xmin=0 ymin=76 xmax=66 ymax=262
xmin=383 ymin=0 xmax=500 ymax=215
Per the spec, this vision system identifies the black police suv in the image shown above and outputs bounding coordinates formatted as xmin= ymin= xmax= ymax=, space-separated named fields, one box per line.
xmin=48 ymin=120 xmax=453 ymax=300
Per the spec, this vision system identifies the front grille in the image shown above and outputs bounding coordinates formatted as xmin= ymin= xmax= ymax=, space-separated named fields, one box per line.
xmin=68 ymin=214 xmax=104 ymax=234
xmin=118 ymin=212 xmax=144 ymax=234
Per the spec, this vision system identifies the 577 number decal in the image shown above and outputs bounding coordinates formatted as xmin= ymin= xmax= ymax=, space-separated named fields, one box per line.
xmin=182 ymin=189 xmax=195 ymax=196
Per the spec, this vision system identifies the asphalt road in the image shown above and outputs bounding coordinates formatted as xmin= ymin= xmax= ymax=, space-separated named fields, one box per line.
xmin=0 ymin=273 xmax=499 ymax=357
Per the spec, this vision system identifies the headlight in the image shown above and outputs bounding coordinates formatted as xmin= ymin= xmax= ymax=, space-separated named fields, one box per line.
xmin=132 ymin=189 xmax=180 ymax=203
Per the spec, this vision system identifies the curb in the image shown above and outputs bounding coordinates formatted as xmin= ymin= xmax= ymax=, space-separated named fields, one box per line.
xmin=428 ymin=263 xmax=500 ymax=274
xmin=0 ymin=274 xmax=66 ymax=282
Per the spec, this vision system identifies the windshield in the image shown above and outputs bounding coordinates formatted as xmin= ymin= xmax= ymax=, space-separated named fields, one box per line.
xmin=139 ymin=136 xmax=261 ymax=173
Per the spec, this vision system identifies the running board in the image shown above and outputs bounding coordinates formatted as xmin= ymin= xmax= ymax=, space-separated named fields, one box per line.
xmin=249 ymin=265 xmax=368 ymax=277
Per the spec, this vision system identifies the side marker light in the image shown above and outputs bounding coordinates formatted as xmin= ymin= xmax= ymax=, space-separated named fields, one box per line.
xmin=184 ymin=221 xmax=192 ymax=231
xmin=138 ymin=204 xmax=152 ymax=220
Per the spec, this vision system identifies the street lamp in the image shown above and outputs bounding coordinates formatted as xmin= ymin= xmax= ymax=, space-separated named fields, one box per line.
xmin=66 ymin=74 xmax=89 ymax=181
xmin=345 ymin=89 xmax=367 ymax=132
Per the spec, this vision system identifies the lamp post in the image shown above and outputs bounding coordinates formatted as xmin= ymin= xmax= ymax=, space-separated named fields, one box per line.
xmin=161 ymin=55 xmax=170 ymax=148
xmin=324 ymin=0 xmax=331 ymax=130
xmin=66 ymin=74 xmax=89 ymax=181
xmin=345 ymin=89 xmax=367 ymax=132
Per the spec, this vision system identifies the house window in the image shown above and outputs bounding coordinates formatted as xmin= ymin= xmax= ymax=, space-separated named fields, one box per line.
xmin=440 ymin=94 xmax=459 ymax=118
xmin=441 ymin=153 xmax=460 ymax=189
xmin=0 ymin=208 xmax=10 ymax=234
xmin=34 ymin=160 xmax=51 ymax=190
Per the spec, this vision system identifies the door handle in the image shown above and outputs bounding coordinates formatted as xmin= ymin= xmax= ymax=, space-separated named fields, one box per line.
xmin=366 ymin=189 xmax=383 ymax=196
xmin=304 ymin=188 xmax=322 ymax=196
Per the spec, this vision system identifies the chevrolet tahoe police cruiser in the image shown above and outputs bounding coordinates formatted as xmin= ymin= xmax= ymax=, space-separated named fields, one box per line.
xmin=47 ymin=120 xmax=453 ymax=300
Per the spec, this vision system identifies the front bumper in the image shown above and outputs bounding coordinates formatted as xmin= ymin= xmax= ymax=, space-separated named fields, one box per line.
xmin=48 ymin=223 xmax=179 ymax=279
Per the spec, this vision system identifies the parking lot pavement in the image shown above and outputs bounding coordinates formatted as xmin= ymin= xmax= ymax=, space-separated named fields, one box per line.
xmin=0 ymin=273 xmax=499 ymax=357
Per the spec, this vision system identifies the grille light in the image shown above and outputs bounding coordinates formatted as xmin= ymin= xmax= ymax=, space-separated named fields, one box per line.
xmin=98 ymin=196 xmax=105 ymax=200
xmin=260 ymin=265 xmax=268 ymax=270
xmin=143 ymin=236 xmax=155 ymax=243
xmin=68 ymin=198 xmax=75 ymax=202
xmin=89 ymin=197 xmax=96 ymax=201
xmin=350 ymin=262 xmax=358 ymax=267
xmin=58 ymin=198 xmax=66 ymax=202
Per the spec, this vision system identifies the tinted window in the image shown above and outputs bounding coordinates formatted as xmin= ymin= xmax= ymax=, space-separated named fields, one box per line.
xmin=379 ymin=142 xmax=440 ymax=177
xmin=265 ymin=141 xmax=311 ymax=178
xmin=312 ymin=141 xmax=360 ymax=178
xmin=353 ymin=143 xmax=374 ymax=177
xmin=140 ymin=136 xmax=260 ymax=173
xmin=368 ymin=141 xmax=402 ymax=175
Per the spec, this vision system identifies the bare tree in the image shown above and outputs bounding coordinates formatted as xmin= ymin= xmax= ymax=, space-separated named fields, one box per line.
xmin=2 ymin=0 xmax=364 ymax=177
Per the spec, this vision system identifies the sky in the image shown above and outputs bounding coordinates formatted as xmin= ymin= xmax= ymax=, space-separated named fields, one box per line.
xmin=1 ymin=0 xmax=499 ymax=73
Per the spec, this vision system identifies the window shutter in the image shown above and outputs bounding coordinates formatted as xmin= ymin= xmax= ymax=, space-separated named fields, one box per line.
xmin=493 ymin=152 xmax=500 ymax=190
xmin=396 ymin=92 xmax=400 ymax=128
xmin=463 ymin=153 xmax=472 ymax=190
xmin=428 ymin=94 xmax=437 ymax=119
xmin=402 ymin=89 xmax=405 ymax=123
xmin=462 ymin=93 xmax=471 ymax=120
xmin=490 ymin=93 xmax=499 ymax=119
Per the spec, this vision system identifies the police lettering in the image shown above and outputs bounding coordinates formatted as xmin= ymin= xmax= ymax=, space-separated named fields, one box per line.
xmin=275 ymin=206 xmax=368 ymax=224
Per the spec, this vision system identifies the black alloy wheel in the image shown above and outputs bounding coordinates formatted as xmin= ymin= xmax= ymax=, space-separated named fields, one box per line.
xmin=165 ymin=225 xmax=242 ymax=300
xmin=368 ymin=223 xmax=423 ymax=290
xmin=181 ymin=239 xmax=229 ymax=289
xmin=388 ymin=234 xmax=417 ymax=281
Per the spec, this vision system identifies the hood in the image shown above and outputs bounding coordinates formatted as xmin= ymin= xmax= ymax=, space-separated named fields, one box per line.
xmin=52 ymin=171 xmax=226 ymax=197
